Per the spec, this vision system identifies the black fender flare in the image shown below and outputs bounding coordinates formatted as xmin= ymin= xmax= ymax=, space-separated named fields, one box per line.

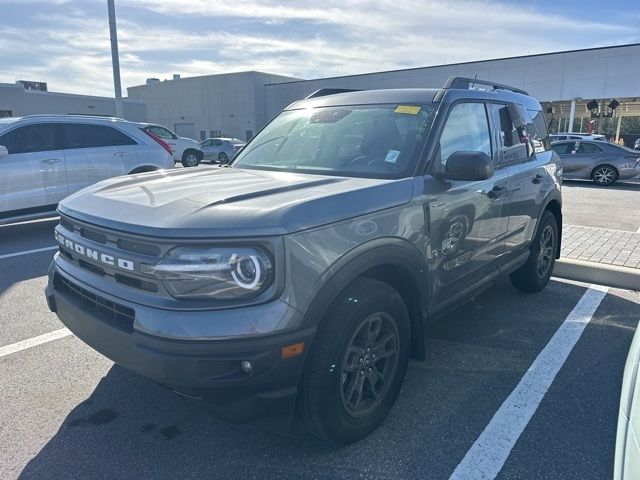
xmin=534 ymin=189 xmax=562 ymax=258
xmin=300 ymin=237 xmax=430 ymax=359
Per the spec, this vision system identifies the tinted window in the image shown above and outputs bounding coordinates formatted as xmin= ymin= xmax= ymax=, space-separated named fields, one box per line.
xmin=526 ymin=109 xmax=551 ymax=152
xmin=551 ymin=142 xmax=573 ymax=155
xmin=0 ymin=123 xmax=59 ymax=154
xmin=439 ymin=102 xmax=491 ymax=165
xmin=576 ymin=142 xmax=604 ymax=154
xmin=63 ymin=124 xmax=136 ymax=149
xmin=146 ymin=125 xmax=175 ymax=139
xmin=488 ymin=103 xmax=519 ymax=147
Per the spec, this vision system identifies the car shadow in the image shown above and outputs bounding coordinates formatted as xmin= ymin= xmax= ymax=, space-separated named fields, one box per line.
xmin=17 ymin=279 xmax=640 ymax=480
xmin=562 ymin=179 xmax=640 ymax=192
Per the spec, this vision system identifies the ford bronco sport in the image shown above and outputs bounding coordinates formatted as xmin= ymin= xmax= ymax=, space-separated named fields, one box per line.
xmin=46 ymin=77 xmax=562 ymax=444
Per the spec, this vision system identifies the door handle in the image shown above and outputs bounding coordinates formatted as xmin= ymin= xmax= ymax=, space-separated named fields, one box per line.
xmin=113 ymin=152 xmax=128 ymax=157
xmin=531 ymin=174 xmax=543 ymax=184
xmin=41 ymin=158 xmax=61 ymax=164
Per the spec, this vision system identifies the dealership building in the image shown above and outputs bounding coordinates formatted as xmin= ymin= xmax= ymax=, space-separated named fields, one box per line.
xmin=3 ymin=43 xmax=640 ymax=143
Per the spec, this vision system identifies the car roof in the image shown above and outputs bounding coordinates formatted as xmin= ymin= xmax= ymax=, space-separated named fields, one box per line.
xmin=0 ymin=117 xmax=20 ymax=125
xmin=4 ymin=114 xmax=134 ymax=125
xmin=286 ymin=86 xmax=541 ymax=110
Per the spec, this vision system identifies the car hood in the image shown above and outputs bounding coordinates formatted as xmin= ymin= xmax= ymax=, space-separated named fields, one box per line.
xmin=58 ymin=167 xmax=413 ymax=238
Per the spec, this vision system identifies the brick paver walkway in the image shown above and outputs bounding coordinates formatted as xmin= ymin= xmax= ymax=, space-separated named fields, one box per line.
xmin=561 ymin=225 xmax=640 ymax=270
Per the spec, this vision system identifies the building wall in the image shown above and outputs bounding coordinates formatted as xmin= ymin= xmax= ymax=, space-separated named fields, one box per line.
xmin=0 ymin=83 xmax=146 ymax=121
xmin=264 ymin=43 xmax=640 ymax=123
xmin=127 ymin=71 xmax=299 ymax=141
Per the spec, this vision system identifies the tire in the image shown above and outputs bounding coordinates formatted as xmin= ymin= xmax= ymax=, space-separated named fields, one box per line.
xmin=591 ymin=164 xmax=618 ymax=186
xmin=299 ymin=278 xmax=410 ymax=444
xmin=181 ymin=149 xmax=201 ymax=167
xmin=218 ymin=152 xmax=229 ymax=164
xmin=510 ymin=210 xmax=558 ymax=293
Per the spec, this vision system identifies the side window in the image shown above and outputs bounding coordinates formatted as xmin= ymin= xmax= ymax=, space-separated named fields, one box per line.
xmin=551 ymin=142 xmax=573 ymax=155
xmin=576 ymin=142 xmax=603 ymax=154
xmin=147 ymin=126 xmax=176 ymax=139
xmin=213 ymin=139 xmax=223 ymax=146
xmin=526 ymin=108 xmax=551 ymax=152
xmin=201 ymin=140 xmax=212 ymax=147
xmin=439 ymin=102 xmax=491 ymax=165
xmin=488 ymin=103 xmax=519 ymax=148
xmin=0 ymin=123 xmax=59 ymax=154
xmin=63 ymin=124 xmax=137 ymax=149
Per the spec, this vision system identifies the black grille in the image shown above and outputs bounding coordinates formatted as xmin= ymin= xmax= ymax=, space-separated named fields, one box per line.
xmin=54 ymin=274 xmax=135 ymax=331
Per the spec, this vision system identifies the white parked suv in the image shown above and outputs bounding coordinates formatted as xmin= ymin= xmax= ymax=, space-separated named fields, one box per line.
xmin=140 ymin=124 xmax=203 ymax=167
xmin=0 ymin=115 xmax=175 ymax=225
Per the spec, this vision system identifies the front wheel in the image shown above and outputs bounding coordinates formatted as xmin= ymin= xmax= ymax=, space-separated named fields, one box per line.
xmin=181 ymin=149 xmax=201 ymax=167
xmin=592 ymin=165 xmax=618 ymax=186
xmin=510 ymin=210 xmax=558 ymax=293
xmin=218 ymin=152 xmax=229 ymax=164
xmin=299 ymin=278 xmax=410 ymax=444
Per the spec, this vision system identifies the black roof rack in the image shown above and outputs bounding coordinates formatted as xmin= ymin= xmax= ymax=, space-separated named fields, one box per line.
xmin=442 ymin=76 xmax=528 ymax=96
xmin=305 ymin=88 xmax=361 ymax=99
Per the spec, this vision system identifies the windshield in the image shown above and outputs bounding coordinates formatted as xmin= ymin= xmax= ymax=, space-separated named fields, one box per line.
xmin=232 ymin=103 xmax=436 ymax=179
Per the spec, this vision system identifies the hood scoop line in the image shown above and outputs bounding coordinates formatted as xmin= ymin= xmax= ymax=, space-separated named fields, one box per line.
xmin=196 ymin=177 xmax=343 ymax=210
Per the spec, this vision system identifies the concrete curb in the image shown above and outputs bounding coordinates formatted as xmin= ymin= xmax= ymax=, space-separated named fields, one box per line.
xmin=553 ymin=258 xmax=640 ymax=291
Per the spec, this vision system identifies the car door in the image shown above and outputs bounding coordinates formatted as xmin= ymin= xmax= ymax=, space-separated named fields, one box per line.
xmin=200 ymin=139 xmax=216 ymax=160
xmin=61 ymin=123 xmax=139 ymax=194
xmin=423 ymin=101 xmax=510 ymax=307
xmin=0 ymin=122 xmax=67 ymax=214
xmin=571 ymin=141 xmax=606 ymax=179
xmin=488 ymin=103 xmax=552 ymax=256
xmin=553 ymin=140 xmax=584 ymax=175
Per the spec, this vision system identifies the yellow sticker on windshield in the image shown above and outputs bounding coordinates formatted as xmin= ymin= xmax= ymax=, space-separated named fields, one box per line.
xmin=395 ymin=105 xmax=421 ymax=115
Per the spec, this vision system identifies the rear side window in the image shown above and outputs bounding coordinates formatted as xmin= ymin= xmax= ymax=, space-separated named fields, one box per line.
xmin=62 ymin=124 xmax=137 ymax=149
xmin=438 ymin=102 xmax=491 ymax=165
xmin=576 ymin=142 xmax=603 ymax=154
xmin=526 ymin=109 xmax=551 ymax=152
xmin=0 ymin=123 xmax=59 ymax=154
xmin=146 ymin=125 xmax=176 ymax=139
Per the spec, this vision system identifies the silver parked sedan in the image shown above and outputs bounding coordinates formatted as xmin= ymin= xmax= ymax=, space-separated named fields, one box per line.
xmin=551 ymin=140 xmax=640 ymax=186
xmin=200 ymin=137 xmax=245 ymax=164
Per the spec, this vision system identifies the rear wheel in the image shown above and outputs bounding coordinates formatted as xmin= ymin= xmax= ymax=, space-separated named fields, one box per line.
xmin=299 ymin=278 xmax=410 ymax=444
xmin=510 ymin=210 xmax=558 ymax=293
xmin=592 ymin=165 xmax=618 ymax=186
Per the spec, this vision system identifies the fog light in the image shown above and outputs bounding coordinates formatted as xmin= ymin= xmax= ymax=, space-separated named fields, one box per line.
xmin=240 ymin=360 xmax=252 ymax=373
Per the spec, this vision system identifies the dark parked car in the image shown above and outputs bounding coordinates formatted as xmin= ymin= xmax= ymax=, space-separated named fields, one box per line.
xmin=551 ymin=140 xmax=640 ymax=186
xmin=46 ymin=77 xmax=562 ymax=444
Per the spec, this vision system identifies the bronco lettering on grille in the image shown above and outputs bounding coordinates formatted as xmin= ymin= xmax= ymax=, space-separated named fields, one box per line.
xmin=55 ymin=231 xmax=135 ymax=271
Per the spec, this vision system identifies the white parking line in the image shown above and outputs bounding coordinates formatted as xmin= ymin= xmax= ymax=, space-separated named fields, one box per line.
xmin=0 ymin=216 xmax=59 ymax=228
xmin=0 ymin=246 xmax=57 ymax=260
xmin=450 ymin=284 xmax=609 ymax=480
xmin=0 ymin=328 xmax=72 ymax=358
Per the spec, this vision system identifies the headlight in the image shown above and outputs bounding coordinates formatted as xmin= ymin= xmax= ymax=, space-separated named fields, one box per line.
xmin=142 ymin=247 xmax=272 ymax=300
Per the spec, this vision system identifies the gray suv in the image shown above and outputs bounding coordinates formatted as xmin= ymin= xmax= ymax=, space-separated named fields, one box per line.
xmin=45 ymin=77 xmax=562 ymax=444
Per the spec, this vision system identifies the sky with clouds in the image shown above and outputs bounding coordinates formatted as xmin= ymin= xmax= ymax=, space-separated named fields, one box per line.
xmin=1 ymin=0 xmax=638 ymax=97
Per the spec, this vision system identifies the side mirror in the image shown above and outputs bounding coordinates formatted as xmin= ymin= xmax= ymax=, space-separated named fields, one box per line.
xmin=0 ymin=145 xmax=8 ymax=158
xmin=442 ymin=151 xmax=494 ymax=181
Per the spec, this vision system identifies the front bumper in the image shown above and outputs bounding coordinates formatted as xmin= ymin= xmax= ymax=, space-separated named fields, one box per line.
xmin=46 ymin=260 xmax=315 ymax=422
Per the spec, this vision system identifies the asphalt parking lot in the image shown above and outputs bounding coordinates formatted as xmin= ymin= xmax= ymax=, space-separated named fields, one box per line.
xmin=562 ymin=179 xmax=640 ymax=232
xmin=1 ymin=180 xmax=639 ymax=480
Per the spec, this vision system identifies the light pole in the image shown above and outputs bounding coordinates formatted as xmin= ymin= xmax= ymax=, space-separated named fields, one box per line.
xmin=107 ymin=0 xmax=124 ymax=118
